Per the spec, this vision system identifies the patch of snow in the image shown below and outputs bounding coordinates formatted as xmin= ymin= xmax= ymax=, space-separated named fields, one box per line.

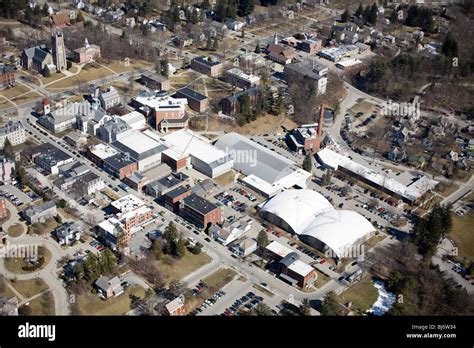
xmin=367 ymin=279 xmax=396 ymax=316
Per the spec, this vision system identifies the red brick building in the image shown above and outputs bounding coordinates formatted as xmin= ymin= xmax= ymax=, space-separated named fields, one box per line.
xmin=163 ymin=185 xmax=192 ymax=213
xmin=179 ymin=193 xmax=222 ymax=229
xmin=0 ymin=65 xmax=15 ymax=89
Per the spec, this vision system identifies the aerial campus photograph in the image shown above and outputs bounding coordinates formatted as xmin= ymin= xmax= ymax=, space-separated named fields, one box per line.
xmin=0 ymin=0 xmax=473 ymax=345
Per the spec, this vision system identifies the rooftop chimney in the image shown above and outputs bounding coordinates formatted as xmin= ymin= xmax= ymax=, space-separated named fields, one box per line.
xmin=316 ymin=104 xmax=324 ymax=151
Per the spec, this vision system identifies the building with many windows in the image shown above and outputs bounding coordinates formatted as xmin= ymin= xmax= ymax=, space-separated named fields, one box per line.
xmin=0 ymin=121 xmax=26 ymax=149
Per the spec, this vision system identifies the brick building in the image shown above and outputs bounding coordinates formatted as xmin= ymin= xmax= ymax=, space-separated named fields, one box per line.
xmin=179 ymin=193 xmax=222 ymax=228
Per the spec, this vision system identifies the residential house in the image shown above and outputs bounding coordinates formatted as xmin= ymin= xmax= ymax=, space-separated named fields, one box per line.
xmin=94 ymin=276 xmax=124 ymax=299
xmin=267 ymin=44 xmax=296 ymax=65
xmin=22 ymin=201 xmax=57 ymax=224
xmin=232 ymin=238 xmax=257 ymax=257
xmin=99 ymin=86 xmax=121 ymax=110
xmin=165 ymin=296 xmax=186 ymax=315
xmin=211 ymin=218 xmax=252 ymax=245
xmin=52 ymin=221 xmax=82 ymax=246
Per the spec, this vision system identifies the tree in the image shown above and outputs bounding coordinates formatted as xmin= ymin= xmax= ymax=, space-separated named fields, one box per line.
xmin=175 ymin=238 xmax=187 ymax=259
xmin=254 ymin=42 xmax=261 ymax=54
xmin=191 ymin=244 xmax=202 ymax=255
xmin=320 ymin=291 xmax=339 ymax=315
xmin=300 ymin=298 xmax=312 ymax=316
xmin=303 ymin=154 xmax=313 ymax=172
xmin=442 ymin=33 xmax=458 ymax=58
xmin=3 ymin=138 xmax=14 ymax=161
xmin=355 ymin=3 xmax=364 ymax=17
xmin=76 ymin=10 xmax=84 ymax=22
xmin=413 ymin=204 xmax=452 ymax=255
xmin=275 ymin=87 xmax=285 ymax=115
xmin=237 ymin=0 xmax=255 ymax=17
xmin=163 ymin=222 xmax=178 ymax=243
xmin=201 ymin=0 xmax=211 ymax=9
xmin=247 ymin=303 xmax=273 ymax=316
xmin=43 ymin=65 xmax=51 ymax=77
xmin=212 ymin=38 xmax=219 ymax=51
xmin=257 ymin=230 xmax=269 ymax=250
xmin=206 ymin=36 xmax=213 ymax=50
xmin=160 ymin=57 xmax=169 ymax=77
xmin=152 ymin=239 xmax=164 ymax=260
xmin=66 ymin=60 xmax=72 ymax=70
xmin=341 ymin=8 xmax=350 ymax=22
xmin=54 ymin=214 xmax=62 ymax=225
xmin=239 ymin=92 xmax=252 ymax=122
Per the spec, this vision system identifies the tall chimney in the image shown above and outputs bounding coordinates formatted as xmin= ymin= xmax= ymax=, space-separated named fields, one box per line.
xmin=316 ymin=104 xmax=324 ymax=151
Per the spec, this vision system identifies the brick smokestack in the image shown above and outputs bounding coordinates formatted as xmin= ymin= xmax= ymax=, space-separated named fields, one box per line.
xmin=316 ymin=104 xmax=324 ymax=150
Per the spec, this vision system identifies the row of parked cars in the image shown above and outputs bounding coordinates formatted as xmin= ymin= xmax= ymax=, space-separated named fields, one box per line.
xmin=89 ymin=239 xmax=105 ymax=252
xmin=222 ymin=292 xmax=263 ymax=316
xmin=214 ymin=192 xmax=247 ymax=213
xmin=232 ymin=187 xmax=257 ymax=202
xmin=188 ymin=290 xmax=226 ymax=315
xmin=288 ymin=241 xmax=323 ymax=263
xmin=0 ymin=190 xmax=23 ymax=206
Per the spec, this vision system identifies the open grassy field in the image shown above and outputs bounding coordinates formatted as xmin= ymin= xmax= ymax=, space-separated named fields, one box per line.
xmin=75 ymin=285 xmax=146 ymax=315
xmin=26 ymin=291 xmax=55 ymax=315
xmin=450 ymin=212 xmax=474 ymax=261
xmin=4 ymin=246 xmax=52 ymax=274
xmin=28 ymin=218 xmax=59 ymax=235
xmin=102 ymin=59 xmax=153 ymax=74
xmin=154 ymin=252 xmax=212 ymax=285
xmin=338 ymin=276 xmax=379 ymax=314
xmin=0 ymin=84 xmax=30 ymax=99
xmin=213 ymin=171 xmax=235 ymax=186
xmin=314 ymin=269 xmax=331 ymax=288
xmin=7 ymin=223 xmax=25 ymax=238
xmin=10 ymin=91 xmax=42 ymax=105
xmin=46 ymin=64 xmax=113 ymax=90
xmin=9 ymin=278 xmax=49 ymax=299
xmin=38 ymin=72 xmax=67 ymax=86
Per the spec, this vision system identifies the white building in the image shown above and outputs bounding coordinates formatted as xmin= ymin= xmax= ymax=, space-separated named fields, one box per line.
xmin=317 ymin=148 xmax=438 ymax=203
xmin=233 ymin=238 xmax=257 ymax=257
xmin=261 ymin=189 xmax=375 ymax=259
xmin=0 ymin=157 xmax=15 ymax=184
xmin=214 ymin=133 xmax=310 ymax=197
xmin=212 ymin=218 xmax=252 ymax=245
xmin=111 ymin=132 xmax=167 ymax=172
xmin=150 ymin=129 xmax=233 ymax=178
xmin=0 ymin=121 xmax=26 ymax=149
xmin=120 ymin=111 xmax=147 ymax=131
xmin=99 ymin=86 xmax=121 ymax=110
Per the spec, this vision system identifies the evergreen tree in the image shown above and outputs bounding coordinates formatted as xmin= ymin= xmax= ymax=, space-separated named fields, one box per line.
xmin=206 ymin=36 xmax=213 ymax=50
xmin=320 ymin=291 xmax=339 ymax=315
xmin=201 ymin=0 xmax=211 ymax=9
xmin=152 ymin=239 xmax=164 ymax=260
xmin=303 ymin=154 xmax=313 ymax=172
xmin=254 ymin=42 xmax=261 ymax=53
xmin=239 ymin=92 xmax=252 ymax=122
xmin=257 ymin=230 xmax=269 ymax=249
xmin=355 ymin=3 xmax=364 ymax=17
xmin=237 ymin=0 xmax=255 ymax=17
xmin=212 ymin=38 xmax=219 ymax=50
xmin=160 ymin=57 xmax=169 ymax=77
xmin=43 ymin=65 xmax=51 ymax=77
xmin=3 ymin=138 xmax=14 ymax=161
xmin=76 ymin=10 xmax=84 ymax=22
xmin=275 ymin=87 xmax=285 ymax=115
xmin=442 ymin=33 xmax=458 ymax=58
xmin=341 ymin=8 xmax=350 ymax=22
xmin=175 ymin=238 xmax=187 ymax=259
xmin=300 ymin=298 xmax=312 ymax=316
xmin=163 ymin=222 xmax=178 ymax=243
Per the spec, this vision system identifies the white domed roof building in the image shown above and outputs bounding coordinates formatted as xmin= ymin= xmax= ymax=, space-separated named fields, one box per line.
xmin=260 ymin=189 xmax=375 ymax=259
xmin=260 ymin=189 xmax=333 ymax=235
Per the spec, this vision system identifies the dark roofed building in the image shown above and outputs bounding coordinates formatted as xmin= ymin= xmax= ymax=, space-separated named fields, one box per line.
xmin=21 ymin=45 xmax=54 ymax=75
xmin=163 ymin=185 xmax=192 ymax=212
xmin=103 ymin=153 xmax=138 ymax=179
xmin=140 ymin=72 xmax=171 ymax=91
xmin=179 ymin=193 xmax=222 ymax=228
xmin=175 ymin=87 xmax=209 ymax=113
xmin=220 ymin=86 xmax=263 ymax=117
xmin=147 ymin=172 xmax=190 ymax=198
xmin=191 ymin=56 xmax=223 ymax=77
xmin=284 ymin=61 xmax=328 ymax=95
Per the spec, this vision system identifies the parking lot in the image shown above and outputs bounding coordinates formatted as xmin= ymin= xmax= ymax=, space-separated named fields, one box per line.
xmin=0 ymin=184 xmax=34 ymax=207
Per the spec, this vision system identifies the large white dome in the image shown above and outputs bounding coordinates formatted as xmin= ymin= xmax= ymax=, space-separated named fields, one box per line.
xmin=260 ymin=189 xmax=334 ymax=235
xmin=300 ymin=210 xmax=375 ymax=258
